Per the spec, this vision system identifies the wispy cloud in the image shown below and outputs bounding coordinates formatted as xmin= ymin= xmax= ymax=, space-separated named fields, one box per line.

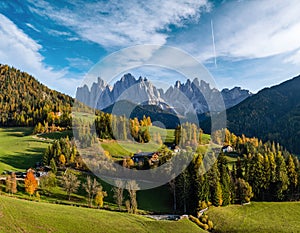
xmin=27 ymin=0 xmax=211 ymax=48
xmin=284 ymin=49 xmax=300 ymax=65
xmin=25 ymin=23 xmax=40 ymax=32
xmin=0 ymin=13 xmax=79 ymax=95
xmin=48 ymin=29 xmax=71 ymax=36
xmin=66 ymin=57 xmax=94 ymax=71
xmin=212 ymin=0 xmax=300 ymax=60
xmin=169 ymin=0 xmax=300 ymax=65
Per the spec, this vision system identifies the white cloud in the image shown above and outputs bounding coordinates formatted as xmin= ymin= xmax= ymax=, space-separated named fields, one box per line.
xmin=213 ymin=0 xmax=300 ymax=59
xmin=284 ymin=49 xmax=300 ymax=65
xmin=27 ymin=0 xmax=211 ymax=48
xmin=0 ymin=14 xmax=78 ymax=95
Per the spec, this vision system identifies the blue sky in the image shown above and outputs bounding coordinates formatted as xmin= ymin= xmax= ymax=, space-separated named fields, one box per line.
xmin=0 ymin=0 xmax=300 ymax=96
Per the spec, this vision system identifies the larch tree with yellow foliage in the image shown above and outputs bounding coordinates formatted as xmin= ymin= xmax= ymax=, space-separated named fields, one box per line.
xmin=25 ymin=170 xmax=38 ymax=196
xmin=95 ymin=186 xmax=107 ymax=208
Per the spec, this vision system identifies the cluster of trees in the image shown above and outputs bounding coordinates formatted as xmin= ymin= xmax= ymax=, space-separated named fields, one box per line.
xmin=172 ymin=129 xmax=300 ymax=214
xmin=129 ymin=116 xmax=151 ymax=143
xmin=95 ymin=112 xmax=152 ymax=143
xmin=39 ymin=170 xmax=140 ymax=211
xmin=5 ymin=173 xmax=17 ymax=195
xmin=42 ymin=137 xmax=86 ymax=170
xmin=0 ymin=64 xmax=72 ymax=127
xmin=112 ymin=179 xmax=139 ymax=214
xmin=4 ymin=170 xmax=39 ymax=197
xmin=174 ymin=122 xmax=204 ymax=148
xmin=74 ymin=112 xmax=153 ymax=145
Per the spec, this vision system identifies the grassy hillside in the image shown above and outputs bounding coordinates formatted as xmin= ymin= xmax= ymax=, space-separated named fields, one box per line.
xmin=207 ymin=202 xmax=300 ymax=233
xmin=0 ymin=195 xmax=203 ymax=233
xmin=0 ymin=127 xmax=174 ymax=213
xmin=0 ymin=128 xmax=50 ymax=173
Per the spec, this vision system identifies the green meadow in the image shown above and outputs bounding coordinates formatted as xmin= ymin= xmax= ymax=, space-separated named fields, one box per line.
xmin=207 ymin=202 xmax=300 ymax=233
xmin=0 ymin=128 xmax=50 ymax=173
xmin=0 ymin=195 xmax=203 ymax=233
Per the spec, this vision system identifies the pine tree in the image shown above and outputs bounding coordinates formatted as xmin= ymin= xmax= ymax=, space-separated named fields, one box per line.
xmin=50 ymin=158 xmax=57 ymax=174
xmin=235 ymin=178 xmax=253 ymax=203
xmin=218 ymin=154 xmax=232 ymax=206
xmin=213 ymin=181 xmax=223 ymax=207
xmin=275 ymin=152 xmax=289 ymax=200
xmin=287 ymin=155 xmax=298 ymax=195
xmin=174 ymin=125 xmax=181 ymax=146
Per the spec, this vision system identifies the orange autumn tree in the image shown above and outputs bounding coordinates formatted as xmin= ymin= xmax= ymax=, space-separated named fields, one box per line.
xmin=25 ymin=169 xmax=38 ymax=196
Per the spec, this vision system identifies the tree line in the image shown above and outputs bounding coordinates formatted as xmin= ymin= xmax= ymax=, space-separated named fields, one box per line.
xmin=172 ymin=129 xmax=300 ymax=215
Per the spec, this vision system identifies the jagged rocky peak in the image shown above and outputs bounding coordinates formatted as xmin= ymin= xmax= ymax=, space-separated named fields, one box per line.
xmin=221 ymin=86 xmax=252 ymax=109
xmin=175 ymin=80 xmax=181 ymax=88
xmin=120 ymin=73 xmax=136 ymax=85
xmin=192 ymin=78 xmax=200 ymax=87
xmin=76 ymin=73 xmax=252 ymax=115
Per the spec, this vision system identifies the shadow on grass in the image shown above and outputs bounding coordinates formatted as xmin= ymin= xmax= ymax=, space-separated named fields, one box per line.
xmin=0 ymin=147 xmax=45 ymax=170
xmin=39 ymin=130 xmax=73 ymax=140
xmin=2 ymin=127 xmax=33 ymax=137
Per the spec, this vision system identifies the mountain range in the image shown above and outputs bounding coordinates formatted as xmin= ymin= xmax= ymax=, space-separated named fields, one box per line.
xmin=76 ymin=73 xmax=252 ymax=116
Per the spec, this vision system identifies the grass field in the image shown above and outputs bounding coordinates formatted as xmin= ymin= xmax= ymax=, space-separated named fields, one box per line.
xmin=101 ymin=140 xmax=161 ymax=157
xmin=207 ymin=202 xmax=300 ymax=233
xmin=0 ymin=127 xmax=174 ymax=213
xmin=0 ymin=195 xmax=203 ymax=233
xmin=100 ymin=126 xmax=175 ymax=157
xmin=0 ymin=128 xmax=50 ymax=173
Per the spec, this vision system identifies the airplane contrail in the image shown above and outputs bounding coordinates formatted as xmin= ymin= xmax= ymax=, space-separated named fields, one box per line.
xmin=211 ymin=19 xmax=217 ymax=67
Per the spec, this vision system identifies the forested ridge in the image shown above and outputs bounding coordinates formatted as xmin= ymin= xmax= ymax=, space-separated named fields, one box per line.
xmin=226 ymin=74 xmax=300 ymax=154
xmin=0 ymin=64 xmax=73 ymax=127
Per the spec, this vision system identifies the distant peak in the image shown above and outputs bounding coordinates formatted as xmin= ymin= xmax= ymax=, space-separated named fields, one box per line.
xmin=175 ymin=80 xmax=181 ymax=88
xmin=121 ymin=73 xmax=135 ymax=81
xmin=193 ymin=78 xmax=200 ymax=87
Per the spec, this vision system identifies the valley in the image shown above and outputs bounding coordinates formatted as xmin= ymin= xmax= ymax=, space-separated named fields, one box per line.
xmin=1 ymin=65 xmax=300 ymax=233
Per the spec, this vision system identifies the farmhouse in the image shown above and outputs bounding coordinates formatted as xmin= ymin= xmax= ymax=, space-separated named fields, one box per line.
xmin=132 ymin=152 xmax=159 ymax=165
xmin=222 ymin=145 xmax=234 ymax=153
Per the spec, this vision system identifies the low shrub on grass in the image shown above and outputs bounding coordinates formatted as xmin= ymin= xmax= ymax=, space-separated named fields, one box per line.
xmin=189 ymin=214 xmax=214 ymax=231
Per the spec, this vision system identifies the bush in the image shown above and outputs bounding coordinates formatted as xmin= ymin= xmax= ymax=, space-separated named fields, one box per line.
xmin=199 ymin=200 xmax=208 ymax=210
xmin=203 ymin=224 xmax=209 ymax=231
xmin=189 ymin=215 xmax=209 ymax=231
xmin=200 ymin=214 xmax=208 ymax=223
xmin=208 ymin=220 xmax=214 ymax=230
